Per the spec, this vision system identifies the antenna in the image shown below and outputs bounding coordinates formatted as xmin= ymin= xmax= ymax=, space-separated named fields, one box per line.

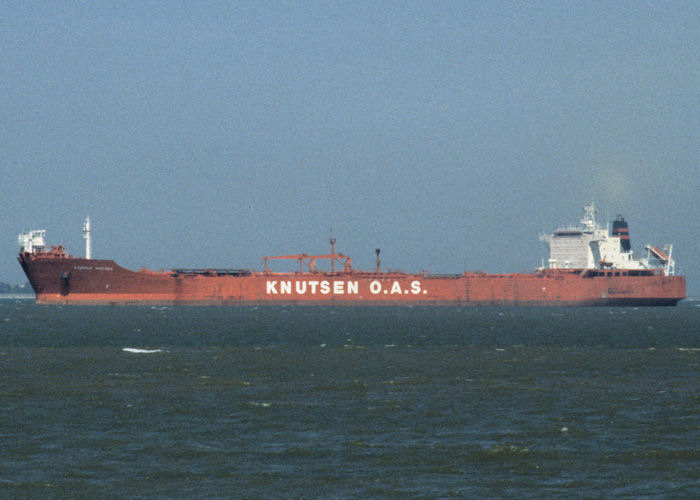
xmin=82 ymin=216 xmax=91 ymax=259
xmin=330 ymin=237 xmax=336 ymax=273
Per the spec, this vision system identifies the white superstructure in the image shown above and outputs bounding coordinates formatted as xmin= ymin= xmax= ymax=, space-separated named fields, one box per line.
xmin=540 ymin=203 xmax=675 ymax=275
xmin=18 ymin=230 xmax=46 ymax=254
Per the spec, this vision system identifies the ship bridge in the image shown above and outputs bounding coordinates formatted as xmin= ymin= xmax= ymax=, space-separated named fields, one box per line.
xmin=541 ymin=203 xmax=676 ymax=275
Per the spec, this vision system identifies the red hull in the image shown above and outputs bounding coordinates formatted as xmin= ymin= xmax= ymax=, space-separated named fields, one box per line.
xmin=18 ymin=253 xmax=686 ymax=306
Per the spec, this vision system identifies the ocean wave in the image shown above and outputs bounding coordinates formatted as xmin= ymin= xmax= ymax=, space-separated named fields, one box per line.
xmin=122 ymin=347 xmax=167 ymax=354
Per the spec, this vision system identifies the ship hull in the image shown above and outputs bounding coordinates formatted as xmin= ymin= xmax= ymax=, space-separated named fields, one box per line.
xmin=18 ymin=254 xmax=686 ymax=306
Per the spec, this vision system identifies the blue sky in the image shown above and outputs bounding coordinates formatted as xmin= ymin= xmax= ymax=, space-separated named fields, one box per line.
xmin=2 ymin=1 xmax=698 ymax=295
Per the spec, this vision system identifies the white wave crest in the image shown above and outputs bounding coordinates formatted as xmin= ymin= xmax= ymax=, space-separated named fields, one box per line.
xmin=122 ymin=347 xmax=166 ymax=354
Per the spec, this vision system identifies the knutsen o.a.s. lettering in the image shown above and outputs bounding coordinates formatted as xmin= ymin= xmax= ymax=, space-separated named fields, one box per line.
xmin=265 ymin=280 xmax=426 ymax=295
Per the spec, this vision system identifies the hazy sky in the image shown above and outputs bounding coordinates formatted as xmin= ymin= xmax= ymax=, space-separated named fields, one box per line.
xmin=2 ymin=1 xmax=698 ymax=295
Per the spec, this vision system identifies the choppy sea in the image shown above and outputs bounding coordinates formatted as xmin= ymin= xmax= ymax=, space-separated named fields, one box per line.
xmin=1 ymin=300 xmax=698 ymax=499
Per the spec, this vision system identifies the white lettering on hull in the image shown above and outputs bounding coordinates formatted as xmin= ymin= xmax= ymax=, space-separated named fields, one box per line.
xmin=265 ymin=280 xmax=428 ymax=296
xmin=73 ymin=265 xmax=113 ymax=271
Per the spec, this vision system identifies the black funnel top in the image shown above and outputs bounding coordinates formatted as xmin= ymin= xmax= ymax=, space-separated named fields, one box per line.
xmin=612 ymin=216 xmax=631 ymax=252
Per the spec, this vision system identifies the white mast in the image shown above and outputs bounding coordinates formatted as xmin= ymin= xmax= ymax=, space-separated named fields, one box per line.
xmin=82 ymin=216 xmax=92 ymax=259
xmin=580 ymin=202 xmax=598 ymax=231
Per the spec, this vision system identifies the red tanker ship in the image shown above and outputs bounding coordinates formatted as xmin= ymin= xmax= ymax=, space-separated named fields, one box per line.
xmin=17 ymin=205 xmax=685 ymax=306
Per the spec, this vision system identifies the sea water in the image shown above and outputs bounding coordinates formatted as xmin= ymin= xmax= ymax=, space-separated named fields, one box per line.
xmin=1 ymin=301 xmax=698 ymax=498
